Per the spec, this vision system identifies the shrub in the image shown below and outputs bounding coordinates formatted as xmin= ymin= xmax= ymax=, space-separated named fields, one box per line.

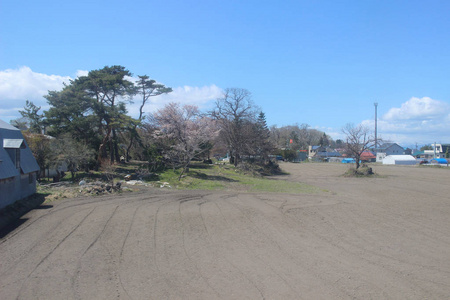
xmin=237 ymin=160 xmax=282 ymax=176
xmin=344 ymin=165 xmax=374 ymax=177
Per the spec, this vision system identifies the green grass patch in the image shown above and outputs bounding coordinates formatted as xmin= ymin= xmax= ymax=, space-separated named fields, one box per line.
xmin=156 ymin=162 xmax=322 ymax=194
xmin=38 ymin=161 xmax=322 ymax=194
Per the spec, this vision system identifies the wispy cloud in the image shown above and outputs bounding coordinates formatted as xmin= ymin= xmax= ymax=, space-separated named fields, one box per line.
xmin=0 ymin=66 xmax=222 ymax=122
xmin=128 ymin=85 xmax=223 ymax=118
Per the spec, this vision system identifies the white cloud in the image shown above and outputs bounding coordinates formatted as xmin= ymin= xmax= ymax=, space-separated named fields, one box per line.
xmin=76 ymin=70 xmax=89 ymax=78
xmin=0 ymin=66 xmax=222 ymax=123
xmin=360 ymin=97 xmax=450 ymax=145
xmin=127 ymin=84 xmax=223 ymax=118
xmin=159 ymin=84 xmax=222 ymax=107
xmin=0 ymin=66 xmax=71 ymax=111
xmin=383 ymin=97 xmax=449 ymax=121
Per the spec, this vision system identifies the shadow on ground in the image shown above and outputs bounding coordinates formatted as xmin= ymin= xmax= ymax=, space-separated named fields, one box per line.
xmin=0 ymin=193 xmax=51 ymax=238
xmin=190 ymin=171 xmax=239 ymax=182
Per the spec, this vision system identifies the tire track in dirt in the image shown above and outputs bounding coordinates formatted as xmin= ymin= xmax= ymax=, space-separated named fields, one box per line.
xmin=153 ymin=193 xmax=219 ymax=298
xmin=205 ymin=193 xmax=268 ymax=299
xmin=276 ymin=165 xmax=449 ymax=296
xmin=293 ymin=167 xmax=450 ymax=298
xmin=0 ymin=192 xmax=162 ymax=292
xmin=246 ymin=192 xmax=400 ymax=298
xmin=224 ymin=193 xmax=339 ymax=299
xmin=73 ymin=197 xmax=166 ymax=300
xmin=16 ymin=207 xmax=96 ymax=300
xmin=123 ymin=194 xmax=187 ymax=299
xmin=116 ymin=202 xmax=149 ymax=300
xmin=151 ymin=195 xmax=183 ymax=299
xmin=153 ymin=194 xmax=214 ymax=298
xmin=230 ymin=194 xmax=304 ymax=299
xmin=0 ymin=208 xmax=83 ymax=278
xmin=0 ymin=190 xmax=161 ymax=244
xmin=307 ymin=202 xmax=450 ymax=297
xmin=177 ymin=195 xmax=222 ymax=298
xmin=72 ymin=205 xmax=120 ymax=299
xmin=82 ymin=205 xmax=119 ymax=256
xmin=198 ymin=196 xmax=270 ymax=299
xmin=319 ymin=202 xmax=450 ymax=273
xmin=0 ymin=192 xmax=164 ymax=284
xmin=260 ymin=171 xmax=442 ymax=296
xmin=2 ymin=163 xmax=450 ymax=299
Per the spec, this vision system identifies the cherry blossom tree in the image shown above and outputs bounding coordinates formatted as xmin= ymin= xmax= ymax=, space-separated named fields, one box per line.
xmin=151 ymin=103 xmax=218 ymax=180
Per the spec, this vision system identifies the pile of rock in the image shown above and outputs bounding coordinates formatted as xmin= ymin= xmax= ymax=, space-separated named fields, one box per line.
xmin=79 ymin=180 xmax=122 ymax=195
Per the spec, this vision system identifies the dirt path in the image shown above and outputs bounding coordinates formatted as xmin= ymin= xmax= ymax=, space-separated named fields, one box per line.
xmin=1 ymin=163 xmax=450 ymax=299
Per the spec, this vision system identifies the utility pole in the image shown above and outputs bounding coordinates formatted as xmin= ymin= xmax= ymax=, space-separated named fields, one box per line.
xmin=374 ymin=102 xmax=378 ymax=152
xmin=434 ymin=142 xmax=437 ymax=158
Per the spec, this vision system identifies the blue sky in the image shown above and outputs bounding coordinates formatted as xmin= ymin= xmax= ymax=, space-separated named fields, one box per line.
xmin=1 ymin=0 xmax=450 ymax=146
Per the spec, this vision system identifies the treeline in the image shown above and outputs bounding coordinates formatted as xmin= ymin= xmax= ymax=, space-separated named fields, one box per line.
xmin=12 ymin=65 xmax=332 ymax=179
xmin=270 ymin=124 xmax=337 ymax=151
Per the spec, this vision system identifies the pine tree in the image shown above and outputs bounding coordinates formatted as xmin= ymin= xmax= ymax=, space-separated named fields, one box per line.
xmin=19 ymin=100 xmax=44 ymax=133
xmin=254 ymin=112 xmax=273 ymax=162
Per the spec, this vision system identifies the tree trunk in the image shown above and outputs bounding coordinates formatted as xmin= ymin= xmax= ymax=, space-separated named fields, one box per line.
xmin=355 ymin=157 xmax=360 ymax=169
xmin=178 ymin=160 xmax=191 ymax=181
xmin=109 ymin=136 xmax=114 ymax=164
xmin=113 ymin=129 xmax=120 ymax=163
xmin=98 ymin=127 xmax=112 ymax=165
xmin=126 ymin=136 xmax=134 ymax=162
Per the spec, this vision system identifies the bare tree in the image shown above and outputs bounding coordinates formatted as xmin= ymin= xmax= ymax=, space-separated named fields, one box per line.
xmin=211 ymin=88 xmax=257 ymax=166
xmin=269 ymin=123 xmax=330 ymax=151
xmin=151 ymin=103 xmax=218 ymax=180
xmin=269 ymin=125 xmax=281 ymax=148
xmin=342 ymin=123 xmax=378 ymax=169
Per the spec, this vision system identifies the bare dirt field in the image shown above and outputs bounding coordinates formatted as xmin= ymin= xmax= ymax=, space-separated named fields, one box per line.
xmin=1 ymin=163 xmax=450 ymax=299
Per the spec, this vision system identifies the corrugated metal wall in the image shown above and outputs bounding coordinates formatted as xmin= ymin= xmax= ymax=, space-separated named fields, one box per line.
xmin=0 ymin=173 xmax=37 ymax=209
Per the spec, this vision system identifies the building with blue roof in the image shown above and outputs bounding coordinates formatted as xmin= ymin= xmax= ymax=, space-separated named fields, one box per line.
xmin=0 ymin=119 xmax=40 ymax=209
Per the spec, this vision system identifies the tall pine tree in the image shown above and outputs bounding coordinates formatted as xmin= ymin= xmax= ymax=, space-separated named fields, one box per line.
xmin=254 ymin=112 xmax=273 ymax=162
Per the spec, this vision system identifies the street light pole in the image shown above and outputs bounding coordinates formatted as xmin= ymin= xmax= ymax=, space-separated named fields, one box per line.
xmin=374 ymin=102 xmax=378 ymax=152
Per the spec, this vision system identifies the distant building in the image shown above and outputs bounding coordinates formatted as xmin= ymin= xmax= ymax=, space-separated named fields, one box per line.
xmin=404 ymin=148 xmax=413 ymax=155
xmin=308 ymin=145 xmax=326 ymax=159
xmin=360 ymin=151 xmax=376 ymax=162
xmin=412 ymin=150 xmax=426 ymax=158
xmin=382 ymin=155 xmax=417 ymax=165
xmin=0 ymin=120 xmax=40 ymax=210
xmin=424 ymin=143 xmax=450 ymax=159
xmin=314 ymin=151 xmax=342 ymax=161
xmin=296 ymin=150 xmax=308 ymax=162
xmin=376 ymin=143 xmax=404 ymax=162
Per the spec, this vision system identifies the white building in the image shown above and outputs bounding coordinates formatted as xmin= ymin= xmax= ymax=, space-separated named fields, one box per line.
xmin=376 ymin=143 xmax=405 ymax=162
xmin=382 ymin=155 xmax=417 ymax=165
xmin=424 ymin=143 xmax=448 ymax=159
